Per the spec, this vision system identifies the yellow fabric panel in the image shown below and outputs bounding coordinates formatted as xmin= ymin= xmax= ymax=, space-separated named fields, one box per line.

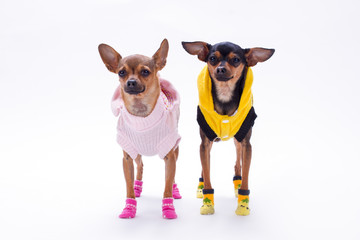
xmin=197 ymin=66 xmax=254 ymax=141
xmin=237 ymin=194 xmax=249 ymax=204
xmin=203 ymin=193 xmax=214 ymax=206
xmin=233 ymin=179 xmax=242 ymax=189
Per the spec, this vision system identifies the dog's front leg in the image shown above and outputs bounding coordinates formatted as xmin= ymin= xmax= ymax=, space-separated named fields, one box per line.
xmin=235 ymin=128 xmax=252 ymax=216
xmin=164 ymin=148 xmax=176 ymax=198
xmin=199 ymin=128 xmax=214 ymax=215
xmin=123 ymin=151 xmax=136 ymax=199
xmin=233 ymin=139 xmax=243 ymax=197
xmin=119 ymin=151 xmax=137 ymax=218
xmin=162 ymin=148 xmax=177 ymax=219
xmin=240 ymin=128 xmax=252 ymax=191
xmin=199 ymin=129 xmax=213 ymax=189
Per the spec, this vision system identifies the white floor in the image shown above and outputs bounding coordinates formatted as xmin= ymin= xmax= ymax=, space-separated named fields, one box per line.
xmin=1 ymin=0 xmax=360 ymax=239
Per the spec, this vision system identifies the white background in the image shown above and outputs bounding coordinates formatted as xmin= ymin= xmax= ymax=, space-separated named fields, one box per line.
xmin=1 ymin=0 xmax=360 ymax=239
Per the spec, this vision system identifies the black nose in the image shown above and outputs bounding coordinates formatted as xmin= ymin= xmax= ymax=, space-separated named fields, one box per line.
xmin=216 ymin=66 xmax=227 ymax=74
xmin=126 ymin=79 xmax=137 ymax=88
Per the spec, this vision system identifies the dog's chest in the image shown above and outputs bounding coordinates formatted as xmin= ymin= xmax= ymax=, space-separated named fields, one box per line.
xmin=127 ymin=99 xmax=151 ymax=117
xmin=214 ymin=81 xmax=235 ymax=103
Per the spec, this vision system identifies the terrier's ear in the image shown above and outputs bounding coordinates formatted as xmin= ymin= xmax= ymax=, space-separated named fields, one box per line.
xmin=244 ymin=48 xmax=275 ymax=67
xmin=182 ymin=41 xmax=211 ymax=62
xmin=98 ymin=44 xmax=122 ymax=73
xmin=152 ymin=39 xmax=169 ymax=70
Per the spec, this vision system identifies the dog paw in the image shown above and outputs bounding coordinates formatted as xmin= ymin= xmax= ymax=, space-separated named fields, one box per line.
xmin=197 ymin=178 xmax=204 ymax=198
xmin=134 ymin=190 xmax=141 ymax=198
xmin=200 ymin=204 xmax=215 ymax=215
xmin=235 ymin=203 xmax=250 ymax=216
xmin=172 ymin=183 xmax=182 ymax=199
xmin=233 ymin=177 xmax=242 ymax=198
xmin=197 ymin=188 xmax=203 ymax=198
xmin=119 ymin=210 xmax=136 ymax=219
xmin=163 ymin=210 xmax=177 ymax=219
xmin=134 ymin=180 xmax=143 ymax=198
xmin=162 ymin=198 xmax=177 ymax=219
xmin=119 ymin=198 xmax=137 ymax=219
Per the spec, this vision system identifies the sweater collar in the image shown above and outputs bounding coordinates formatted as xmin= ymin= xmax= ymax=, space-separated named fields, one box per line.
xmin=121 ymin=92 xmax=166 ymax=131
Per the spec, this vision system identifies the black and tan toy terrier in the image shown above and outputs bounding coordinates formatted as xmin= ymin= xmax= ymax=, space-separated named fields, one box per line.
xmin=182 ymin=41 xmax=274 ymax=215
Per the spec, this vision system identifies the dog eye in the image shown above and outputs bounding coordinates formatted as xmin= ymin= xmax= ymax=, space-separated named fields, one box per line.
xmin=141 ymin=69 xmax=150 ymax=77
xmin=209 ymin=56 xmax=217 ymax=63
xmin=233 ymin=58 xmax=240 ymax=63
xmin=118 ymin=70 xmax=127 ymax=77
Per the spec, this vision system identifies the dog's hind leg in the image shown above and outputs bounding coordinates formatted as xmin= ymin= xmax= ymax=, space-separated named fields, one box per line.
xmin=162 ymin=148 xmax=178 ymax=219
xmin=134 ymin=155 xmax=143 ymax=197
xmin=134 ymin=155 xmax=143 ymax=180
xmin=172 ymin=147 xmax=182 ymax=199
xmin=233 ymin=139 xmax=243 ymax=198
xmin=196 ymin=160 xmax=205 ymax=198
xmin=197 ymin=175 xmax=204 ymax=198
xmin=235 ymin=128 xmax=252 ymax=216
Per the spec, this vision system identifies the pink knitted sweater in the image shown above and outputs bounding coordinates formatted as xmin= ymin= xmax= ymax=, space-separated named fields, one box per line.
xmin=111 ymin=79 xmax=181 ymax=160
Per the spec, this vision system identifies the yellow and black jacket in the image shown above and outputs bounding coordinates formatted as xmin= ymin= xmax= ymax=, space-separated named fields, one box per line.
xmin=197 ymin=66 xmax=257 ymax=142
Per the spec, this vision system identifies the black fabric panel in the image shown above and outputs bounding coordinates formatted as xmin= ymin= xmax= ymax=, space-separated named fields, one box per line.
xmin=233 ymin=176 xmax=242 ymax=181
xmin=238 ymin=189 xmax=250 ymax=195
xmin=197 ymin=106 xmax=217 ymax=141
xmin=203 ymin=189 xmax=214 ymax=194
xmin=199 ymin=177 xmax=204 ymax=182
xmin=234 ymin=107 xmax=257 ymax=142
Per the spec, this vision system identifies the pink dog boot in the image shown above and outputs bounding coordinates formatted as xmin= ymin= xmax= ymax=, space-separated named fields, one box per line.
xmin=162 ymin=198 xmax=177 ymax=219
xmin=119 ymin=198 xmax=137 ymax=219
xmin=172 ymin=183 xmax=182 ymax=199
xmin=134 ymin=180 xmax=143 ymax=198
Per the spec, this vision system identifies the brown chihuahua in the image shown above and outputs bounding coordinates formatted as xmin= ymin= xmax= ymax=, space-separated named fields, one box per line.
xmin=182 ymin=41 xmax=274 ymax=215
xmin=98 ymin=39 xmax=181 ymax=219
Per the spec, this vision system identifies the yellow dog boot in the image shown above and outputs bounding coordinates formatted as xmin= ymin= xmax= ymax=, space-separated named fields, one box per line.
xmin=200 ymin=189 xmax=215 ymax=215
xmin=235 ymin=189 xmax=250 ymax=216
xmin=233 ymin=176 xmax=242 ymax=198
xmin=197 ymin=178 xmax=204 ymax=198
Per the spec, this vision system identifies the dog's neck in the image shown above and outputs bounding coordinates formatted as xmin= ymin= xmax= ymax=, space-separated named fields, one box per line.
xmin=122 ymin=84 xmax=160 ymax=117
xmin=211 ymin=69 xmax=246 ymax=116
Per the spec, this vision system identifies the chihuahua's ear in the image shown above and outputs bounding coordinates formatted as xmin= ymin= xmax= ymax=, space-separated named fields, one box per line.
xmin=244 ymin=48 xmax=275 ymax=67
xmin=153 ymin=39 xmax=169 ymax=70
xmin=98 ymin=44 xmax=122 ymax=73
xmin=182 ymin=41 xmax=210 ymax=62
